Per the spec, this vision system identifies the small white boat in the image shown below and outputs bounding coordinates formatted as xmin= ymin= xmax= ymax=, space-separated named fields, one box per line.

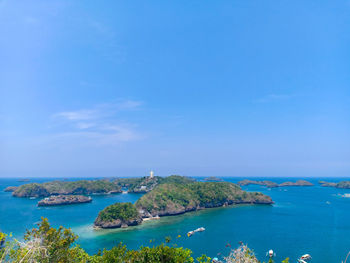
xmin=301 ymin=254 xmax=311 ymax=260
xmin=194 ymin=227 xmax=205 ymax=232
xmin=298 ymin=254 xmax=311 ymax=262
xmin=266 ymin=249 xmax=275 ymax=258
xmin=187 ymin=227 xmax=205 ymax=237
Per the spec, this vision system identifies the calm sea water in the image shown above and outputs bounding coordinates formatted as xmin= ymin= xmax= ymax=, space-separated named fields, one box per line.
xmin=1 ymin=177 xmax=350 ymax=262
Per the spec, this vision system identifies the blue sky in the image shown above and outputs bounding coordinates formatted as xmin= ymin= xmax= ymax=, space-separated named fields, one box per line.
xmin=0 ymin=0 xmax=349 ymax=177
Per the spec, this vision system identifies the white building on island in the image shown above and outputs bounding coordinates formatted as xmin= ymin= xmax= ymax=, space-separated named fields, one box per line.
xmin=149 ymin=170 xmax=154 ymax=179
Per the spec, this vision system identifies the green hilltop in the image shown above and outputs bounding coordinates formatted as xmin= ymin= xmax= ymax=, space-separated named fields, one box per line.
xmin=95 ymin=178 xmax=272 ymax=229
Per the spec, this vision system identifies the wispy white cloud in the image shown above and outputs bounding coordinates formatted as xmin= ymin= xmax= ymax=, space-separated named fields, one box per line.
xmin=53 ymin=100 xmax=142 ymax=121
xmin=116 ymin=100 xmax=143 ymax=110
xmin=76 ymin=122 xmax=96 ymax=130
xmin=50 ymin=100 xmax=144 ymax=145
xmin=54 ymin=110 xmax=97 ymax=121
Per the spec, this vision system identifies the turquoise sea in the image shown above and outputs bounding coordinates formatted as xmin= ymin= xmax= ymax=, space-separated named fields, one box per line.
xmin=1 ymin=177 xmax=350 ymax=262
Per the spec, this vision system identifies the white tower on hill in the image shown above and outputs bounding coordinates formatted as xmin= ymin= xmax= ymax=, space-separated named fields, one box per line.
xmin=150 ymin=170 xmax=154 ymax=179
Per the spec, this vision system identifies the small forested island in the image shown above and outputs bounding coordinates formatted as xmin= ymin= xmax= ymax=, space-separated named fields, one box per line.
xmin=203 ymin=176 xmax=223 ymax=182
xmin=237 ymin=179 xmax=313 ymax=188
xmin=279 ymin=180 xmax=313 ymax=187
xmin=3 ymin=186 xmax=18 ymax=192
xmin=12 ymin=180 xmax=121 ymax=198
xmin=319 ymin=181 xmax=350 ymax=188
xmin=237 ymin=180 xmax=278 ymax=188
xmin=38 ymin=195 xmax=92 ymax=206
xmin=94 ymin=177 xmax=273 ymax=229
xmin=17 ymin=179 xmax=30 ymax=182
xmin=94 ymin=202 xmax=142 ymax=228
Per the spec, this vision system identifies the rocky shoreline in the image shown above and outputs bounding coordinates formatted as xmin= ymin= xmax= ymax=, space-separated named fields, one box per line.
xmin=37 ymin=195 xmax=92 ymax=206
xmin=95 ymin=199 xmax=273 ymax=229
xmin=94 ymin=217 xmax=142 ymax=229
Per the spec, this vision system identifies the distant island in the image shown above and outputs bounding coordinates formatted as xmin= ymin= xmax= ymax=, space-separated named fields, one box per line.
xmin=12 ymin=180 xmax=122 ymax=198
xmin=203 ymin=176 xmax=223 ymax=182
xmin=237 ymin=179 xmax=313 ymax=188
xmin=319 ymin=181 xmax=350 ymax=189
xmin=237 ymin=180 xmax=279 ymax=188
xmin=94 ymin=176 xmax=273 ymax=229
xmin=38 ymin=195 xmax=92 ymax=206
xmin=279 ymin=180 xmax=313 ymax=187
xmin=9 ymin=175 xmax=195 ymax=199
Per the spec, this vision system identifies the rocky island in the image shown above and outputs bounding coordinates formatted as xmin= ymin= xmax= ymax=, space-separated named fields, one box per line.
xmin=319 ymin=181 xmax=350 ymax=189
xmin=13 ymin=180 xmax=122 ymax=198
xmin=38 ymin=195 xmax=92 ymax=206
xmin=203 ymin=176 xmax=223 ymax=182
xmin=4 ymin=186 xmax=18 ymax=192
xmin=279 ymin=180 xmax=313 ymax=187
xmin=237 ymin=180 xmax=278 ymax=188
xmin=94 ymin=202 xmax=142 ymax=228
xmin=237 ymin=179 xmax=313 ymax=188
xmin=94 ymin=179 xmax=273 ymax=229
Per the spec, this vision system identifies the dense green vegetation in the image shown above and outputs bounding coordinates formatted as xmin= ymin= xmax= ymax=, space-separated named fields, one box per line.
xmin=13 ymin=180 xmax=121 ymax=197
xmin=97 ymin=203 xmax=139 ymax=222
xmin=336 ymin=181 xmax=350 ymax=188
xmin=12 ymin=183 xmax=49 ymax=198
xmin=161 ymin=175 xmax=195 ymax=185
xmin=114 ymin=175 xmax=194 ymax=193
xmin=95 ymin=181 xmax=272 ymax=229
xmin=114 ymin=176 xmax=163 ymax=193
xmin=0 ymin=218 xmax=293 ymax=263
xmin=12 ymin=175 xmax=195 ymax=198
xmin=135 ymin=182 xmax=272 ymax=216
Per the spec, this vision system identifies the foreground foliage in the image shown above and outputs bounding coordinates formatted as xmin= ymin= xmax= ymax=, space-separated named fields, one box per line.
xmin=0 ymin=218 xmax=299 ymax=263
